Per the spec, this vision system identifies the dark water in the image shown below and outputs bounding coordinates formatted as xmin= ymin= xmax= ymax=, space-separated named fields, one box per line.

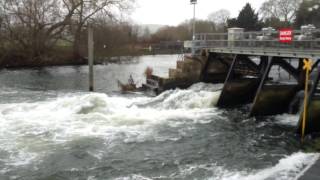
xmin=0 ymin=55 xmax=318 ymax=180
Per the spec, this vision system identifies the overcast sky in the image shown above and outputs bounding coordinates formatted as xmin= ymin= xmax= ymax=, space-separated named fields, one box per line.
xmin=132 ymin=0 xmax=266 ymax=26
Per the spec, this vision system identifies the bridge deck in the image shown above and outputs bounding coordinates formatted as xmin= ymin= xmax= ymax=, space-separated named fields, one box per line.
xmin=189 ymin=28 xmax=320 ymax=59
xmin=205 ymin=47 xmax=320 ymax=59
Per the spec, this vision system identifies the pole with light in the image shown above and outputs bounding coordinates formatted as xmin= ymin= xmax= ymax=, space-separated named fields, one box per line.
xmin=190 ymin=0 xmax=197 ymax=55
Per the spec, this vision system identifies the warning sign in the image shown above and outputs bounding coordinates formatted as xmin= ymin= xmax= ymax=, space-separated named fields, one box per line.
xmin=279 ymin=29 xmax=293 ymax=43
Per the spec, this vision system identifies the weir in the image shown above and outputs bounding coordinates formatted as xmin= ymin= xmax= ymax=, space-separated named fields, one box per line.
xmin=144 ymin=25 xmax=320 ymax=135
xmin=249 ymin=57 xmax=303 ymax=116
xmin=217 ymin=55 xmax=263 ymax=107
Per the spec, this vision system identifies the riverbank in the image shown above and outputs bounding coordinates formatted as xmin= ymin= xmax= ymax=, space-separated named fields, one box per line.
xmin=0 ymin=48 xmax=182 ymax=69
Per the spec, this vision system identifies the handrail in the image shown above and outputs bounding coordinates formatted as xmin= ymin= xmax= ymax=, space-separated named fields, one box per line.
xmin=194 ymin=29 xmax=320 ymax=37
xmin=189 ymin=28 xmax=320 ymax=57
xmin=193 ymin=39 xmax=320 ymax=42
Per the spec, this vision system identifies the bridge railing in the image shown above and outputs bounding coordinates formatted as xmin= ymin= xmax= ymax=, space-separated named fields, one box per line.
xmin=193 ymin=39 xmax=320 ymax=50
xmin=191 ymin=29 xmax=320 ymax=52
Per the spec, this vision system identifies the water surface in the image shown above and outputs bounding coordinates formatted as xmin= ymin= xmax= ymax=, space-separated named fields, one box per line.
xmin=0 ymin=55 xmax=318 ymax=180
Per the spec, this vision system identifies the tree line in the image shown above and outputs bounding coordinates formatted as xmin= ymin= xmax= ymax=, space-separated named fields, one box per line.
xmin=0 ymin=0 xmax=319 ymax=67
xmin=0 ymin=0 xmax=136 ymax=67
xmin=151 ymin=0 xmax=320 ymax=43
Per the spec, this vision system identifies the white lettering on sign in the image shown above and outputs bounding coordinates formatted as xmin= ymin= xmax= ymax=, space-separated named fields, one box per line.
xmin=280 ymin=31 xmax=292 ymax=36
xmin=279 ymin=28 xmax=293 ymax=43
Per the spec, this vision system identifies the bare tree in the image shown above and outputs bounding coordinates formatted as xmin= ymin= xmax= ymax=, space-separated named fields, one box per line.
xmin=65 ymin=0 xmax=135 ymax=59
xmin=208 ymin=9 xmax=230 ymax=30
xmin=0 ymin=6 xmax=3 ymax=29
xmin=1 ymin=0 xmax=81 ymax=60
xmin=0 ymin=4 xmax=4 ymax=38
xmin=0 ymin=6 xmax=4 ymax=58
xmin=260 ymin=0 xmax=302 ymax=23
xmin=0 ymin=0 xmax=134 ymax=62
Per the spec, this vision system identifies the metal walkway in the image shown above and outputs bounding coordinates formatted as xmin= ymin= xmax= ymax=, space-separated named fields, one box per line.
xmin=187 ymin=27 xmax=320 ymax=135
xmin=187 ymin=27 xmax=320 ymax=59
xmin=205 ymin=47 xmax=320 ymax=59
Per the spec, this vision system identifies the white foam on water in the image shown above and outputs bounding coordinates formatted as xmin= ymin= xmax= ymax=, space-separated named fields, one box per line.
xmin=114 ymin=174 xmax=153 ymax=180
xmin=109 ymin=153 xmax=319 ymax=180
xmin=220 ymin=152 xmax=319 ymax=180
xmin=170 ymin=152 xmax=319 ymax=180
xmin=274 ymin=114 xmax=300 ymax=126
xmin=0 ymin=83 xmax=318 ymax=180
xmin=138 ymin=83 xmax=223 ymax=110
xmin=0 ymin=83 xmax=222 ymax=168
xmin=0 ymin=87 xmax=19 ymax=95
xmin=160 ymin=89 xmax=221 ymax=109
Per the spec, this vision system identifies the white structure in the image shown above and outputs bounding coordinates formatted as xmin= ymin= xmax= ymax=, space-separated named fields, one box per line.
xmin=190 ymin=0 xmax=197 ymax=55
xmin=257 ymin=27 xmax=275 ymax=40
xmin=228 ymin=28 xmax=244 ymax=47
xmin=296 ymin=24 xmax=316 ymax=41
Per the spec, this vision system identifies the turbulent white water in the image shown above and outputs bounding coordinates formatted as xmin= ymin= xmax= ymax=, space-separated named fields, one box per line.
xmin=274 ymin=114 xmax=300 ymax=126
xmin=212 ymin=152 xmax=319 ymax=180
xmin=0 ymin=82 xmax=318 ymax=180
xmin=0 ymin=83 xmax=222 ymax=171
xmin=114 ymin=153 xmax=319 ymax=180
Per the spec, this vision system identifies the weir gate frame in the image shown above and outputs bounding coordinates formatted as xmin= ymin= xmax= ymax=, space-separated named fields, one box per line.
xmin=188 ymin=29 xmax=320 ymax=135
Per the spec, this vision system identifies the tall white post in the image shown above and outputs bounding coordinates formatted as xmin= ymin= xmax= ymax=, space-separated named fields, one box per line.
xmin=193 ymin=3 xmax=196 ymax=40
xmin=88 ymin=23 xmax=94 ymax=92
xmin=191 ymin=0 xmax=197 ymax=56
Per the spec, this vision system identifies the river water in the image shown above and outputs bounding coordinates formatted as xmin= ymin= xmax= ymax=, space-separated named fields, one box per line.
xmin=0 ymin=55 xmax=318 ymax=180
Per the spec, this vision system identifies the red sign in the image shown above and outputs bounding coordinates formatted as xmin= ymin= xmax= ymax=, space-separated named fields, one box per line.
xmin=279 ymin=29 xmax=293 ymax=43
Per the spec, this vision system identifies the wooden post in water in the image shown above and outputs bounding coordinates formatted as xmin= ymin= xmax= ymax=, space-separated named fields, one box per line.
xmin=88 ymin=23 xmax=94 ymax=92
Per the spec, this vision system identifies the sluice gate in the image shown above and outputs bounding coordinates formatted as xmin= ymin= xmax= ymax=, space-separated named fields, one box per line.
xmin=144 ymin=26 xmax=320 ymax=135
xmin=217 ymin=55 xmax=264 ymax=107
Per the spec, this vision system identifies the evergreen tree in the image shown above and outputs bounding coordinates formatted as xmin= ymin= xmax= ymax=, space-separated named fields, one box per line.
xmin=295 ymin=0 xmax=320 ymax=28
xmin=227 ymin=18 xmax=238 ymax=28
xmin=236 ymin=3 xmax=261 ymax=31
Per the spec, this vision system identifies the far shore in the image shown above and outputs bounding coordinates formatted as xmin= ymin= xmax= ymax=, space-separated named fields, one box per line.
xmin=0 ymin=49 xmax=182 ymax=70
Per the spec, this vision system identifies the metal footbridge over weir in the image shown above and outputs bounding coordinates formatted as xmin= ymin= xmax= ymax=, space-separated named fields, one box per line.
xmin=186 ymin=26 xmax=320 ymax=59
xmin=183 ymin=26 xmax=320 ymax=177
xmin=183 ymin=26 xmax=320 ymax=136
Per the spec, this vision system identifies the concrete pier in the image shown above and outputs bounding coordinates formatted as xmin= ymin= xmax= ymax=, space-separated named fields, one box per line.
xmin=143 ymin=52 xmax=232 ymax=94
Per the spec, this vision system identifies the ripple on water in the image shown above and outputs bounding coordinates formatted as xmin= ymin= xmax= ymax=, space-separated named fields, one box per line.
xmin=0 ymin=83 xmax=316 ymax=180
